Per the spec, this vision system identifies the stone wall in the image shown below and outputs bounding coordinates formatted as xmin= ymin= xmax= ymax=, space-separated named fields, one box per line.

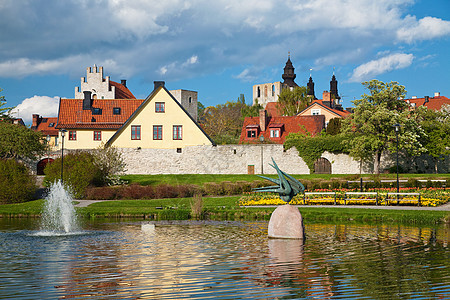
xmin=120 ymin=144 xmax=362 ymax=175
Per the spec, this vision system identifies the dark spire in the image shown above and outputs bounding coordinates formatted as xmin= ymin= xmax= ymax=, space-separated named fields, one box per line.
xmin=282 ymin=54 xmax=298 ymax=88
xmin=307 ymin=76 xmax=316 ymax=99
xmin=330 ymin=74 xmax=340 ymax=100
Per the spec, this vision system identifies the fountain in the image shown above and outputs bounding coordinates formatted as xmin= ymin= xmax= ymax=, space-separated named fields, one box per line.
xmin=38 ymin=180 xmax=81 ymax=235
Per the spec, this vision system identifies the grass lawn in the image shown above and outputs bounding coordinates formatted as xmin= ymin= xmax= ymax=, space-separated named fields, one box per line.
xmin=1 ymin=196 xmax=448 ymax=226
xmin=121 ymin=173 xmax=450 ymax=186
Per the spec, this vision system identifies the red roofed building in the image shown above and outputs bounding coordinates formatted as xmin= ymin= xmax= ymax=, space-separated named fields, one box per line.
xmin=31 ymin=114 xmax=59 ymax=150
xmin=239 ymin=109 xmax=325 ymax=144
xmin=404 ymin=93 xmax=450 ymax=111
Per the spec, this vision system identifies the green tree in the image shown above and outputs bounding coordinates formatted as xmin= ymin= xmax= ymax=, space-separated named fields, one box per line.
xmin=341 ymin=80 xmax=425 ymax=174
xmin=0 ymin=121 xmax=46 ymax=160
xmin=0 ymin=159 xmax=36 ymax=204
xmin=92 ymin=143 xmax=127 ymax=185
xmin=0 ymin=88 xmax=13 ymax=120
xmin=326 ymin=118 xmax=341 ymax=135
xmin=277 ymin=86 xmax=311 ymax=116
xmin=241 ymin=99 xmax=262 ymax=118
xmin=200 ymin=100 xmax=247 ymax=144
xmin=415 ymin=106 xmax=450 ymax=173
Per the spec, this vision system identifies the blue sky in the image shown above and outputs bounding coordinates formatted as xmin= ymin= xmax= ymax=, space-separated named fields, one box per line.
xmin=1 ymin=0 xmax=450 ymax=124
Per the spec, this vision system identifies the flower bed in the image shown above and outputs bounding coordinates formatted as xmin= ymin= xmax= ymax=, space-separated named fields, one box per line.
xmin=239 ymin=188 xmax=450 ymax=207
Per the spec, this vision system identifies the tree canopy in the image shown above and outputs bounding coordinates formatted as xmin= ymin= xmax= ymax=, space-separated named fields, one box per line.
xmin=0 ymin=88 xmax=13 ymax=120
xmin=277 ymin=86 xmax=311 ymax=116
xmin=341 ymin=80 xmax=425 ymax=173
xmin=0 ymin=121 xmax=46 ymax=160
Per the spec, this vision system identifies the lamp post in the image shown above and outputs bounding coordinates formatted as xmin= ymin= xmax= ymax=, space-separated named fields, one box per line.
xmin=60 ymin=129 xmax=67 ymax=183
xmin=393 ymin=124 xmax=400 ymax=195
xmin=259 ymin=135 xmax=264 ymax=174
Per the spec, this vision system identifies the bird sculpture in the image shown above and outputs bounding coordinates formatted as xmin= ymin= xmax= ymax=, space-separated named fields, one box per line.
xmin=253 ymin=158 xmax=305 ymax=203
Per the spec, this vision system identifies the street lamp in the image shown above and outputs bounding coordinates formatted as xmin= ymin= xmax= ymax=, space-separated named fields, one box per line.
xmin=259 ymin=135 xmax=264 ymax=174
xmin=60 ymin=129 xmax=67 ymax=183
xmin=393 ymin=124 xmax=400 ymax=195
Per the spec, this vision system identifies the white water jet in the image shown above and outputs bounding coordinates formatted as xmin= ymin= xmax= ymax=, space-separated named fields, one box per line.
xmin=39 ymin=180 xmax=80 ymax=234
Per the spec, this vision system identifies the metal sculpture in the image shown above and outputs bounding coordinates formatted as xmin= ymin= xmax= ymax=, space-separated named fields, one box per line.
xmin=253 ymin=158 xmax=305 ymax=203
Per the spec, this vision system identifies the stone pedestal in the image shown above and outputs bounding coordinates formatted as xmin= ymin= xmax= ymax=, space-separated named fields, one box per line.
xmin=268 ymin=204 xmax=305 ymax=239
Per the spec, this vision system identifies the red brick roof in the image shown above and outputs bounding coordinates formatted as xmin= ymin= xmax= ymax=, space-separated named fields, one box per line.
xmin=405 ymin=95 xmax=450 ymax=111
xmin=110 ymin=80 xmax=136 ymax=99
xmin=35 ymin=117 xmax=59 ymax=136
xmin=56 ymin=98 xmax=144 ymax=129
xmin=239 ymin=114 xmax=325 ymax=144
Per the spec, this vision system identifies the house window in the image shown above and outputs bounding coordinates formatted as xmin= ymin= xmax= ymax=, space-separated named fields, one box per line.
xmin=312 ymin=109 xmax=321 ymax=116
xmin=247 ymin=130 xmax=257 ymax=138
xmin=270 ymin=129 xmax=280 ymax=138
xmin=155 ymin=102 xmax=165 ymax=113
xmin=153 ymin=125 xmax=163 ymax=140
xmin=188 ymin=97 xmax=192 ymax=104
xmin=92 ymin=108 xmax=102 ymax=115
xmin=49 ymin=123 xmax=55 ymax=127
xmin=113 ymin=107 xmax=121 ymax=115
xmin=131 ymin=125 xmax=141 ymax=140
xmin=69 ymin=131 xmax=77 ymax=140
xmin=93 ymin=131 xmax=102 ymax=141
xmin=173 ymin=125 xmax=182 ymax=140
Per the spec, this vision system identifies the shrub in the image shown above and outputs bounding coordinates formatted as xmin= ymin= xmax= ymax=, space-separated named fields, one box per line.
xmin=85 ymin=186 xmax=118 ymax=200
xmin=44 ymin=152 xmax=103 ymax=199
xmin=0 ymin=159 xmax=36 ymax=204
xmin=203 ymin=182 xmax=224 ymax=195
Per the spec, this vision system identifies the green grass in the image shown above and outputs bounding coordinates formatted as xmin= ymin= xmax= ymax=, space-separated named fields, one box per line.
xmin=121 ymin=173 xmax=450 ymax=186
xmin=1 ymin=197 xmax=448 ymax=225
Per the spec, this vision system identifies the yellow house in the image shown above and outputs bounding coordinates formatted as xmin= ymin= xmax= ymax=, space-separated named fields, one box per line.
xmin=297 ymin=91 xmax=350 ymax=126
xmin=107 ymin=82 xmax=214 ymax=149
xmin=56 ymin=81 xmax=214 ymax=150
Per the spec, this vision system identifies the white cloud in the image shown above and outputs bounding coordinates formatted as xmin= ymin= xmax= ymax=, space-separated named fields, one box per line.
xmin=349 ymin=53 xmax=414 ymax=82
xmin=10 ymin=96 xmax=60 ymax=124
xmin=234 ymin=68 xmax=258 ymax=82
xmin=397 ymin=16 xmax=450 ymax=43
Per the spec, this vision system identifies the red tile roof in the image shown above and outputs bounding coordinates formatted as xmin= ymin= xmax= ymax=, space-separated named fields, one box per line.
xmin=239 ymin=114 xmax=325 ymax=144
xmin=110 ymin=80 xmax=136 ymax=99
xmin=405 ymin=95 xmax=450 ymax=111
xmin=36 ymin=117 xmax=59 ymax=136
xmin=56 ymin=98 xmax=144 ymax=129
xmin=265 ymin=102 xmax=282 ymax=117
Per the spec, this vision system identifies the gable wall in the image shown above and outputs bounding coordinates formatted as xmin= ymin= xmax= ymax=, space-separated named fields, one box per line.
xmin=299 ymin=104 xmax=339 ymax=125
xmin=110 ymin=88 xmax=212 ymax=149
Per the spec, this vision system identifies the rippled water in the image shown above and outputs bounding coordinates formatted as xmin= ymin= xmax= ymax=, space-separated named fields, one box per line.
xmin=0 ymin=219 xmax=448 ymax=299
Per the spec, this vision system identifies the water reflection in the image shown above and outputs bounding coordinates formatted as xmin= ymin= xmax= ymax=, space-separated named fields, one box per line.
xmin=0 ymin=219 xmax=448 ymax=299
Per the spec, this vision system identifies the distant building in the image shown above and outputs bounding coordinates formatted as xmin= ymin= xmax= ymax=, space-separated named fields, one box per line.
xmin=252 ymin=55 xmax=299 ymax=108
xmin=404 ymin=92 xmax=450 ymax=111
xmin=31 ymin=114 xmax=59 ymax=149
xmin=239 ymin=109 xmax=325 ymax=144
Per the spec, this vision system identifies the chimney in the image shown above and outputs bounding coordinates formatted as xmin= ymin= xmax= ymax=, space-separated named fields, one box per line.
xmin=83 ymin=91 xmax=92 ymax=110
xmin=32 ymin=114 xmax=40 ymax=128
xmin=154 ymin=81 xmax=165 ymax=90
xmin=259 ymin=109 xmax=267 ymax=132
xmin=323 ymin=91 xmax=331 ymax=102
xmin=121 ymin=79 xmax=127 ymax=87
xmin=424 ymin=96 xmax=429 ymax=104
xmin=434 ymin=92 xmax=440 ymax=97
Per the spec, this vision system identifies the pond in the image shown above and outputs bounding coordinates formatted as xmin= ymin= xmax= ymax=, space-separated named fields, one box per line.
xmin=0 ymin=219 xmax=448 ymax=299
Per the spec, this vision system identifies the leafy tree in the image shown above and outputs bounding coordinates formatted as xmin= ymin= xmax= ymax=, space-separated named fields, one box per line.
xmin=0 ymin=88 xmax=13 ymax=120
xmin=0 ymin=159 xmax=36 ymax=204
xmin=326 ymin=118 xmax=341 ymax=135
xmin=415 ymin=106 xmax=450 ymax=173
xmin=277 ymin=86 xmax=311 ymax=116
xmin=199 ymin=99 xmax=248 ymax=144
xmin=341 ymin=80 xmax=425 ymax=174
xmin=92 ymin=143 xmax=127 ymax=185
xmin=0 ymin=121 xmax=46 ymax=160
xmin=241 ymin=99 xmax=262 ymax=118
xmin=44 ymin=152 xmax=103 ymax=198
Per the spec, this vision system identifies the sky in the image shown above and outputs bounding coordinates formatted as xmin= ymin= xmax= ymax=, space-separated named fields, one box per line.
xmin=1 ymin=0 xmax=450 ymax=124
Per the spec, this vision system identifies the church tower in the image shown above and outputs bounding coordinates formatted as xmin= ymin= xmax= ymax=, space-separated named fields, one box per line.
xmin=307 ymin=76 xmax=316 ymax=99
xmin=330 ymin=74 xmax=340 ymax=100
xmin=282 ymin=55 xmax=298 ymax=88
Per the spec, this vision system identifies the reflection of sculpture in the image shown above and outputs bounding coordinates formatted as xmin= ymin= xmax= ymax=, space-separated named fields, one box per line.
xmin=253 ymin=158 xmax=305 ymax=203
